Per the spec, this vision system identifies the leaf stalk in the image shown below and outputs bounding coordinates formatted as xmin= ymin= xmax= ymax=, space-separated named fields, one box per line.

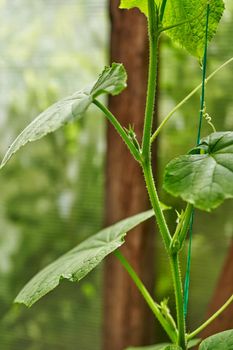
xmin=115 ymin=250 xmax=178 ymax=343
xmin=93 ymin=99 xmax=142 ymax=162
xmin=141 ymin=0 xmax=159 ymax=160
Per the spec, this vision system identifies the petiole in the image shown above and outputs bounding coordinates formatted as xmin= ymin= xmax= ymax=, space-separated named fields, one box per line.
xmin=115 ymin=249 xmax=178 ymax=343
xmin=93 ymin=99 xmax=142 ymax=162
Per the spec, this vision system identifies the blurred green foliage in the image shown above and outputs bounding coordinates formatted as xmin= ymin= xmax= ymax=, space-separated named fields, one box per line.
xmin=0 ymin=1 xmax=106 ymax=349
xmin=0 ymin=0 xmax=232 ymax=349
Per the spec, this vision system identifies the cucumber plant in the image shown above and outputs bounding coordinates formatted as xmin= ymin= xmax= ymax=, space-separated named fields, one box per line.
xmin=1 ymin=0 xmax=233 ymax=349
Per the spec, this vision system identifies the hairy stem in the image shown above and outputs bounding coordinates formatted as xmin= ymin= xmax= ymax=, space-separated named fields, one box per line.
xmin=187 ymin=294 xmax=233 ymax=340
xmin=142 ymin=135 xmax=187 ymax=349
xmin=141 ymin=2 xmax=187 ymax=348
xmin=143 ymin=164 xmax=171 ymax=251
xmin=115 ymin=250 xmax=177 ymax=342
xmin=142 ymin=162 xmax=187 ymax=348
xmin=141 ymin=0 xmax=171 ymax=251
xmin=141 ymin=0 xmax=159 ymax=159
xmin=170 ymin=254 xmax=186 ymax=349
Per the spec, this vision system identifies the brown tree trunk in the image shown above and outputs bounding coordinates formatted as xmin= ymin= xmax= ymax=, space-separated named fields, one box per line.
xmin=103 ymin=3 xmax=158 ymax=350
xmin=201 ymin=240 xmax=233 ymax=339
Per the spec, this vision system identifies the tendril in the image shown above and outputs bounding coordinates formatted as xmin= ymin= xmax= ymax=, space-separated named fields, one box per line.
xmin=201 ymin=103 xmax=217 ymax=133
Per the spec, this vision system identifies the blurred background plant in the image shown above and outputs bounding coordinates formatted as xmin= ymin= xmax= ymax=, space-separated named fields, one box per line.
xmin=0 ymin=0 xmax=232 ymax=349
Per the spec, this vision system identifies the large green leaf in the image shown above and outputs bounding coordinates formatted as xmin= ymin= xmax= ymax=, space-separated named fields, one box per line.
xmin=188 ymin=339 xmax=201 ymax=349
xmin=126 ymin=344 xmax=171 ymax=350
xmin=119 ymin=0 xmax=151 ymax=15
xmin=128 ymin=346 xmax=181 ymax=350
xmin=163 ymin=132 xmax=233 ymax=211
xmin=120 ymin=0 xmax=224 ymax=58
xmin=0 ymin=63 xmax=127 ymax=168
xmin=15 ymin=210 xmax=154 ymax=307
xmin=163 ymin=0 xmax=225 ymax=57
xmin=199 ymin=330 xmax=233 ymax=349
xmin=126 ymin=339 xmax=200 ymax=350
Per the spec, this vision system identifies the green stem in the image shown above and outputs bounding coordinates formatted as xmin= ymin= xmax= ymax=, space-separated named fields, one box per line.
xmin=142 ymin=141 xmax=187 ymax=349
xmin=141 ymin=2 xmax=189 ymax=348
xmin=141 ymin=0 xmax=159 ymax=159
xmin=115 ymin=249 xmax=177 ymax=343
xmin=93 ymin=99 xmax=141 ymax=162
xmin=141 ymin=4 xmax=187 ymax=347
xmin=143 ymin=160 xmax=187 ymax=348
xmin=141 ymin=0 xmax=171 ymax=251
xmin=187 ymin=294 xmax=233 ymax=340
xmin=170 ymin=254 xmax=186 ymax=349
xmin=143 ymin=164 xmax=171 ymax=251
xmin=150 ymin=57 xmax=233 ymax=143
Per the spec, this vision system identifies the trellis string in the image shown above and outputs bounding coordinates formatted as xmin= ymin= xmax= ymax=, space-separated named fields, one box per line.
xmin=183 ymin=2 xmax=211 ymax=318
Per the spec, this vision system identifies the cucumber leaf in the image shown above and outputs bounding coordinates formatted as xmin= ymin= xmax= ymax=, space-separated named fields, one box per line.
xmin=163 ymin=132 xmax=233 ymax=212
xmin=120 ymin=0 xmax=224 ymax=58
xmin=162 ymin=0 xmax=225 ymax=57
xmin=126 ymin=344 xmax=171 ymax=350
xmin=15 ymin=210 xmax=154 ymax=307
xmin=119 ymin=0 xmax=151 ymax=15
xmin=198 ymin=329 xmax=233 ymax=349
xmin=188 ymin=338 xmax=201 ymax=348
xmin=0 ymin=63 xmax=127 ymax=169
xmin=126 ymin=339 xmax=200 ymax=349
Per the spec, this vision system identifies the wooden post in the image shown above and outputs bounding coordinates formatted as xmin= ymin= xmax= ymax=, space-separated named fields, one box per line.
xmin=103 ymin=3 xmax=158 ymax=350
